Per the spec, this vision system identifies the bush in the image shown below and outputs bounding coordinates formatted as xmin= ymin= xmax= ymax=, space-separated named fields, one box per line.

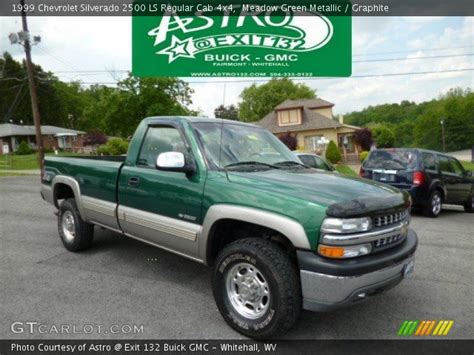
xmin=16 ymin=141 xmax=33 ymax=155
xmin=359 ymin=151 xmax=369 ymax=163
xmin=97 ymin=137 xmax=128 ymax=156
xmin=325 ymin=140 xmax=342 ymax=164
xmin=278 ymin=132 xmax=298 ymax=151
xmin=372 ymin=126 xmax=395 ymax=148
xmin=353 ymin=128 xmax=373 ymax=151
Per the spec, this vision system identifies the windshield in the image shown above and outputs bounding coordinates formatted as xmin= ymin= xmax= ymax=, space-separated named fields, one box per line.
xmin=364 ymin=149 xmax=418 ymax=170
xmin=191 ymin=122 xmax=300 ymax=170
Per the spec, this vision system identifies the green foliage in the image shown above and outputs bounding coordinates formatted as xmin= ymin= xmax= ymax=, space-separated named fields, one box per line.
xmin=238 ymin=78 xmax=316 ymax=122
xmin=15 ymin=141 xmax=33 ymax=155
xmin=335 ymin=164 xmax=357 ymax=176
xmin=325 ymin=140 xmax=342 ymax=164
xmin=97 ymin=137 xmax=128 ymax=156
xmin=372 ymin=125 xmax=395 ymax=148
xmin=214 ymin=104 xmax=239 ymax=120
xmin=359 ymin=151 xmax=369 ymax=163
xmin=344 ymin=88 xmax=474 ymax=151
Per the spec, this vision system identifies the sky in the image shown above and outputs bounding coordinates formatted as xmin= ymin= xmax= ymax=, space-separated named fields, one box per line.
xmin=0 ymin=16 xmax=473 ymax=118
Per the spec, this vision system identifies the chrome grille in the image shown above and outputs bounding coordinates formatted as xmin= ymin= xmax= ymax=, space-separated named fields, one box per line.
xmin=373 ymin=210 xmax=408 ymax=228
xmin=373 ymin=233 xmax=403 ymax=248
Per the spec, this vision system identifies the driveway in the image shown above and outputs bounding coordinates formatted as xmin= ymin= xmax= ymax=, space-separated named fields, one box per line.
xmin=0 ymin=176 xmax=472 ymax=339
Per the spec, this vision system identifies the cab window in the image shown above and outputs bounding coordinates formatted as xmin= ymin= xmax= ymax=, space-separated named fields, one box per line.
xmin=438 ymin=156 xmax=454 ymax=174
xmin=137 ymin=126 xmax=187 ymax=167
xmin=449 ymin=158 xmax=464 ymax=176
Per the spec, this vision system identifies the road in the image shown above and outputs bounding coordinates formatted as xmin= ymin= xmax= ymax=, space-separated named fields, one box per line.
xmin=0 ymin=176 xmax=472 ymax=339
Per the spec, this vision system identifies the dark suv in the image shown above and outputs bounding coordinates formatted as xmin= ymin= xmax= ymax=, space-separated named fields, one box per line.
xmin=360 ymin=148 xmax=474 ymax=217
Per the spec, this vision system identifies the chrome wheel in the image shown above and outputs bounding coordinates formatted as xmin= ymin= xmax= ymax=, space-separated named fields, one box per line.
xmin=226 ymin=262 xmax=270 ymax=319
xmin=61 ymin=210 xmax=76 ymax=242
xmin=432 ymin=193 xmax=442 ymax=215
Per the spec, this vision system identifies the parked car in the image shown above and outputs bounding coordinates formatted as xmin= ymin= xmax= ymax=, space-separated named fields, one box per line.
xmin=41 ymin=117 xmax=417 ymax=338
xmin=360 ymin=148 xmax=474 ymax=217
xmin=295 ymin=152 xmax=336 ymax=172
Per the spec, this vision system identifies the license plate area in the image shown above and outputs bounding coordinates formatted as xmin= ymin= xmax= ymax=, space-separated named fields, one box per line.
xmin=373 ymin=170 xmax=397 ymax=182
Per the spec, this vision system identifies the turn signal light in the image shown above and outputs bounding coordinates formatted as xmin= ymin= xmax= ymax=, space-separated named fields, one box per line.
xmin=318 ymin=245 xmax=345 ymax=258
xmin=413 ymin=171 xmax=425 ymax=186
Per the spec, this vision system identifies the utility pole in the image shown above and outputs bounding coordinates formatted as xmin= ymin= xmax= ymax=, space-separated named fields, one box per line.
xmin=20 ymin=0 xmax=44 ymax=176
xmin=440 ymin=119 xmax=446 ymax=152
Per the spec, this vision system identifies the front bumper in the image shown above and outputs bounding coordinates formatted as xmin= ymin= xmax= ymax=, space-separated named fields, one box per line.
xmin=298 ymin=229 xmax=417 ymax=312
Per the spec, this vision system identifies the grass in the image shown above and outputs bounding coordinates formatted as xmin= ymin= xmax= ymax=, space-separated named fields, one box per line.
xmin=0 ymin=152 xmax=86 ymax=170
xmin=335 ymin=164 xmax=358 ymax=176
xmin=461 ymin=160 xmax=474 ymax=171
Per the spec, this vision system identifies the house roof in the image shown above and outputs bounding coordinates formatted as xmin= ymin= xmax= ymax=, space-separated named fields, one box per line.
xmin=253 ymin=98 xmax=361 ymax=134
xmin=274 ymin=98 xmax=334 ymax=110
xmin=0 ymin=123 xmax=85 ymax=138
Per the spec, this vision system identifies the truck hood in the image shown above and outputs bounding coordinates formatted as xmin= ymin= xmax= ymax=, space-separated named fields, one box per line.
xmin=226 ymin=168 xmax=409 ymax=216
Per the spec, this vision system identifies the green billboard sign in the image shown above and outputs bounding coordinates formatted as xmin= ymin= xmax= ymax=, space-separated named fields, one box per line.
xmin=132 ymin=2 xmax=351 ymax=77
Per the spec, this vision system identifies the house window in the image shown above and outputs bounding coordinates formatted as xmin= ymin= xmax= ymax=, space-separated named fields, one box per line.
xmin=278 ymin=109 xmax=301 ymax=126
xmin=304 ymin=135 xmax=323 ymax=151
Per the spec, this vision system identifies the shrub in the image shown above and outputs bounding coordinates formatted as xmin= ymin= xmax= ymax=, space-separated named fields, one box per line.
xmin=372 ymin=126 xmax=395 ymax=148
xmin=278 ymin=133 xmax=298 ymax=151
xmin=16 ymin=141 xmax=33 ymax=155
xmin=359 ymin=151 xmax=369 ymax=163
xmin=97 ymin=137 xmax=128 ymax=156
xmin=353 ymin=128 xmax=373 ymax=151
xmin=325 ymin=140 xmax=341 ymax=164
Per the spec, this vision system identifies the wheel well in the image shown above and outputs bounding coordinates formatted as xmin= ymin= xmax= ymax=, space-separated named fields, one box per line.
xmin=206 ymin=219 xmax=296 ymax=266
xmin=434 ymin=186 xmax=445 ymax=201
xmin=54 ymin=183 xmax=75 ymax=207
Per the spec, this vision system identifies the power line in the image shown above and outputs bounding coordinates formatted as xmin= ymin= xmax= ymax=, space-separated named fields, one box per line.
xmin=45 ymin=52 xmax=474 ymax=75
xmin=353 ymin=45 xmax=474 ymax=57
xmin=72 ymin=68 xmax=474 ymax=85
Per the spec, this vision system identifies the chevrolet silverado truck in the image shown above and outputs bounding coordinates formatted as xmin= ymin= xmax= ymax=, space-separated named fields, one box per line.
xmin=41 ymin=116 xmax=417 ymax=339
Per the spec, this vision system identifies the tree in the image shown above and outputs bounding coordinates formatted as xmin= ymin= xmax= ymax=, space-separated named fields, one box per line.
xmin=214 ymin=104 xmax=239 ymax=120
xmin=83 ymin=131 xmax=108 ymax=146
xmin=353 ymin=128 xmax=373 ymax=151
xmin=238 ymin=78 xmax=316 ymax=122
xmin=325 ymin=141 xmax=341 ymax=164
xmin=372 ymin=126 xmax=395 ymax=148
xmin=278 ymin=133 xmax=297 ymax=150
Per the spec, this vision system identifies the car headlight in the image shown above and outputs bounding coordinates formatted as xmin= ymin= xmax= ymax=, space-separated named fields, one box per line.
xmin=321 ymin=217 xmax=372 ymax=234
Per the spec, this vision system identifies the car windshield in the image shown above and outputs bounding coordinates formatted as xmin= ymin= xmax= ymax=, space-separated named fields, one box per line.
xmin=364 ymin=149 xmax=418 ymax=170
xmin=191 ymin=121 xmax=301 ymax=170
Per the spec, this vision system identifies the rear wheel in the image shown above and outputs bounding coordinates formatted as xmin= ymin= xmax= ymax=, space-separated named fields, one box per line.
xmin=58 ymin=199 xmax=94 ymax=252
xmin=212 ymin=238 xmax=301 ymax=339
xmin=464 ymin=194 xmax=474 ymax=213
xmin=423 ymin=190 xmax=442 ymax=218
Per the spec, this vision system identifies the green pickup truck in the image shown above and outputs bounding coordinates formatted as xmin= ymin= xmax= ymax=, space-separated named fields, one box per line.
xmin=41 ymin=116 xmax=417 ymax=338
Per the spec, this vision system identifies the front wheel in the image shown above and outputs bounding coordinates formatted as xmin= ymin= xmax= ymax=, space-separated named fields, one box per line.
xmin=212 ymin=238 xmax=301 ymax=339
xmin=464 ymin=194 xmax=474 ymax=213
xmin=423 ymin=190 xmax=443 ymax=218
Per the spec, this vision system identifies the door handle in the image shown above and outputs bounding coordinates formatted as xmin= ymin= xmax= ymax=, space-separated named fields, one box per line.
xmin=128 ymin=177 xmax=140 ymax=187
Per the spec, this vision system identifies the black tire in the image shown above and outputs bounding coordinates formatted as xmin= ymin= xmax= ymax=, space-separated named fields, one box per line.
xmin=464 ymin=194 xmax=474 ymax=213
xmin=423 ymin=190 xmax=443 ymax=218
xmin=212 ymin=238 xmax=301 ymax=339
xmin=58 ymin=198 xmax=94 ymax=252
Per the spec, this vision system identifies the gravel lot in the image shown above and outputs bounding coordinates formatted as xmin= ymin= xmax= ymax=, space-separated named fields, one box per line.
xmin=0 ymin=176 xmax=472 ymax=339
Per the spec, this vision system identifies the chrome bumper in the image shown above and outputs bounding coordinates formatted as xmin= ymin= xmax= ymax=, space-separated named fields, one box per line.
xmin=301 ymin=255 xmax=414 ymax=311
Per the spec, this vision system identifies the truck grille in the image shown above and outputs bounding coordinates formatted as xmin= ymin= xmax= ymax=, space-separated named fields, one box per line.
xmin=373 ymin=233 xmax=404 ymax=248
xmin=373 ymin=210 xmax=408 ymax=228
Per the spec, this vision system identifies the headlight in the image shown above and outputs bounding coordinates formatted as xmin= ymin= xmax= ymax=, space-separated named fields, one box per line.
xmin=321 ymin=217 xmax=372 ymax=234
xmin=318 ymin=243 xmax=372 ymax=259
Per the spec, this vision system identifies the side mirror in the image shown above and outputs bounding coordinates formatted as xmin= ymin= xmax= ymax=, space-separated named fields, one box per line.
xmin=465 ymin=170 xmax=473 ymax=177
xmin=156 ymin=152 xmax=195 ymax=174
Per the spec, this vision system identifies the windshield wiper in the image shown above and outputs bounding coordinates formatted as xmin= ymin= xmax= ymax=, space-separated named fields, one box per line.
xmin=273 ymin=160 xmax=307 ymax=168
xmin=224 ymin=161 xmax=281 ymax=170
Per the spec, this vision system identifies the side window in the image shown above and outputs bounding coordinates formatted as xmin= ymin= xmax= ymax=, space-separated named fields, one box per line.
xmin=314 ymin=156 xmax=328 ymax=170
xmin=438 ymin=156 xmax=453 ymax=174
xmin=422 ymin=152 xmax=437 ymax=171
xmin=449 ymin=158 xmax=464 ymax=176
xmin=299 ymin=155 xmax=316 ymax=167
xmin=137 ymin=126 xmax=187 ymax=167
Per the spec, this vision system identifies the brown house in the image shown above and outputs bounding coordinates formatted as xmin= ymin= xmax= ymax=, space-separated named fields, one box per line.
xmin=0 ymin=123 xmax=86 ymax=154
xmin=255 ymin=98 xmax=360 ymax=160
